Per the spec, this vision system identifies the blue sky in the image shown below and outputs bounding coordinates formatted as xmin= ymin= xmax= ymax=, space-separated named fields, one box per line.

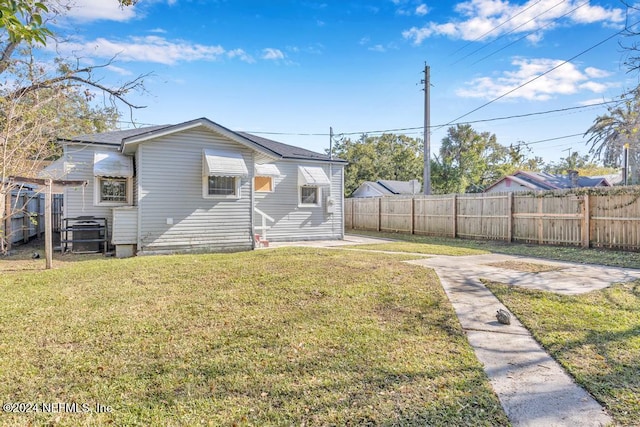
xmin=47 ymin=0 xmax=638 ymax=164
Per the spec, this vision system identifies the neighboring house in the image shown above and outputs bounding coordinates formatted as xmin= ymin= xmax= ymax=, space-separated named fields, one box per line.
xmin=352 ymin=179 xmax=421 ymax=198
xmin=46 ymin=117 xmax=347 ymax=257
xmin=484 ymin=170 xmax=614 ymax=193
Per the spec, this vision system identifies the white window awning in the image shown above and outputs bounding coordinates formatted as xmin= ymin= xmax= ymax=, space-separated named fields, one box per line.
xmin=255 ymin=163 xmax=281 ymax=177
xmin=203 ymin=149 xmax=248 ymax=177
xmin=298 ymin=166 xmax=331 ymax=186
xmin=94 ymin=151 xmax=133 ymax=178
xmin=39 ymin=158 xmax=75 ymax=179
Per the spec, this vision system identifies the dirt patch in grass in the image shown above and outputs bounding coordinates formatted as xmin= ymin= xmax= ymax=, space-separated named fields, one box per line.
xmin=485 ymin=260 xmax=563 ymax=273
xmin=486 ymin=280 xmax=640 ymax=426
xmin=0 ymin=238 xmax=105 ymax=272
xmin=0 ymin=248 xmax=508 ymax=426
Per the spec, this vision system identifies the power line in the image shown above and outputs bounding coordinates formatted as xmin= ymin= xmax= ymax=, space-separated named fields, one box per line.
xmin=114 ymin=100 xmax=614 ymax=139
xmin=470 ymin=0 xmax=589 ymax=66
xmin=452 ymin=0 xmax=571 ymax=66
xmin=450 ymin=0 xmax=547 ymax=60
xmin=437 ymin=20 xmax=639 ymax=132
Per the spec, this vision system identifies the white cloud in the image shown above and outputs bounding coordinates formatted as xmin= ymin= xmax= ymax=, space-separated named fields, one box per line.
xmin=56 ymin=36 xmax=235 ymax=65
xmin=106 ymin=64 xmax=133 ymax=76
xmin=227 ymin=49 xmax=255 ymax=63
xmin=415 ymin=4 xmax=429 ymax=16
xmin=584 ymin=66 xmax=611 ymax=78
xmin=65 ymin=0 xmax=136 ymax=22
xmin=369 ymin=44 xmax=386 ymax=52
xmin=403 ymin=0 xmax=626 ymax=44
xmin=262 ymin=48 xmax=285 ymax=60
xmin=455 ymin=58 xmax=614 ymax=101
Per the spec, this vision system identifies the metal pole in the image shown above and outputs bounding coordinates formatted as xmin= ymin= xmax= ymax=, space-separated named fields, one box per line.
xmin=423 ymin=64 xmax=431 ymax=195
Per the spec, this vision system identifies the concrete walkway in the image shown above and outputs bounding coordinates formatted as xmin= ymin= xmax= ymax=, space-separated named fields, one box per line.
xmin=269 ymin=236 xmax=640 ymax=426
xmin=406 ymin=254 xmax=640 ymax=427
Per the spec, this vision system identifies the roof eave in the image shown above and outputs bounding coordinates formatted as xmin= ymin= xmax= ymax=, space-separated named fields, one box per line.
xmin=120 ymin=118 xmax=282 ymax=159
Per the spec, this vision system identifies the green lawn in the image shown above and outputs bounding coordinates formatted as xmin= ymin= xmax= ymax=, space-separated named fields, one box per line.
xmin=341 ymin=241 xmax=488 ymax=256
xmin=0 ymin=248 xmax=508 ymax=426
xmin=485 ymin=280 xmax=640 ymax=426
xmin=349 ymin=230 xmax=640 ymax=269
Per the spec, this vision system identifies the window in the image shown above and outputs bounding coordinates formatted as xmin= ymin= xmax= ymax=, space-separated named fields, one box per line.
xmin=300 ymin=186 xmax=320 ymax=206
xmin=100 ymin=178 xmax=128 ymax=202
xmin=254 ymin=176 xmax=273 ymax=192
xmin=94 ymin=176 xmax=131 ymax=206
xmin=207 ymin=176 xmax=238 ymax=196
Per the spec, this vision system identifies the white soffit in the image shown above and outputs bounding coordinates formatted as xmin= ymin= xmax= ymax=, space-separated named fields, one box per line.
xmin=203 ymin=149 xmax=249 ymax=177
xmin=93 ymin=151 xmax=133 ymax=177
xmin=298 ymin=166 xmax=331 ymax=186
xmin=255 ymin=163 xmax=281 ymax=177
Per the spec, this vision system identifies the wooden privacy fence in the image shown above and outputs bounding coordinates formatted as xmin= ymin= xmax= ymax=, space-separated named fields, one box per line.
xmin=345 ymin=187 xmax=640 ymax=251
xmin=2 ymin=187 xmax=63 ymax=248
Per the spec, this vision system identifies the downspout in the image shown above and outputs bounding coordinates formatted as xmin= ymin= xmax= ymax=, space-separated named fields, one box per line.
xmin=250 ymin=151 xmax=255 ymax=249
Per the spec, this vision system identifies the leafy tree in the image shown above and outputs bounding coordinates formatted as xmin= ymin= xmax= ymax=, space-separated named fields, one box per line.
xmin=331 ymin=133 xmax=424 ymax=196
xmin=585 ymin=89 xmax=640 ymax=167
xmin=431 ymin=124 xmax=529 ymax=194
xmin=0 ymin=0 xmax=145 ymax=252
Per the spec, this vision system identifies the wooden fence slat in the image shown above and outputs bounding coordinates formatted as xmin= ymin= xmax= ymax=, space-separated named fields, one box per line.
xmin=346 ymin=187 xmax=640 ymax=251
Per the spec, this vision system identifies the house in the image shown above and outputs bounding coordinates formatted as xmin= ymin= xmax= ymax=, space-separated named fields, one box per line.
xmin=47 ymin=117 xmax=347 ymax=257
xmin=352 ymin=179 xmax=421 ymax=198
xmin=484 ymin=170 xmax=614 ymax=193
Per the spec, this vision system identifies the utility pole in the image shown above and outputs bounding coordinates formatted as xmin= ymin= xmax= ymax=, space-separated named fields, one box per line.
xmin=623 ymin=143 xmax=629 ymax=185
xmin=329 ymin=127 xmax=333 ymax=160
xmin=422 ymin=63 xmax=431 ymax=195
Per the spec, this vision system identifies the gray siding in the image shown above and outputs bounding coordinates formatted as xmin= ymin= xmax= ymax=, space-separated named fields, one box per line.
xmin=137 ymin=129 xmax=253 ymax=254
xmin=63 ymin=144 xmax=129 ymax=240
xmin=112 ymin=207 xmax=138 ymax=244
xmin=254 ymin=162 xmax=344 ymax=241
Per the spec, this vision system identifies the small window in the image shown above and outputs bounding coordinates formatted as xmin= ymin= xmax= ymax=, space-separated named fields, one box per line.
xmin=300 ymin=186 xmax=320 ymax=205
xmin=99 ymin=177 xmax=128 ymax=202
xmin=254 ymin=176 xmax=273 ymax=192
xmin=208 ymin=176 xmax=238 ymax=196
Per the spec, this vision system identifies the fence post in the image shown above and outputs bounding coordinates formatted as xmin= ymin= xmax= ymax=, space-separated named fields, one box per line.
xmin=452 ymin=194 xmax=457 ymax=238
xmin=582 ymin=194 xmax=590 ymax=248
xmin=411 ymin=197 xmax=415 ymax=235
xmin=537 ymin=196 xmax=544 ymax=244
xmin=37 ymin=195 xmax=42 ymax=238
xmin=3 ymin=190 xmax=11 ymax=251
xmin=507 ymin=192 xmax=513 ymax=242
xmin=45 ymin=180 xmax=53 ymax=269
xmin=350 ymin=199 xmax=355 ymax=230
xmin=377 ymin=197 xmax=382 ymax=232
xmin=22 ymin=193 xmax=29 ymax=243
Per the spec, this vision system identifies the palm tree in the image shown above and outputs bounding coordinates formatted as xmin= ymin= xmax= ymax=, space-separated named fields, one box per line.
xmin=585 ymin=90 xmax=640 ymax=168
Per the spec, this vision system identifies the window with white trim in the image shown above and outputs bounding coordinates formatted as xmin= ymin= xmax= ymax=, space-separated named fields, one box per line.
xmin=207 ymin=176 xmax=238 ymax=196
xmin=94 ymin=177 xmax=133 ymax=206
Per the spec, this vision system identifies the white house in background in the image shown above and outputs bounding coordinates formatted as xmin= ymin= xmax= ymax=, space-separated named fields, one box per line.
xmin=48 ymin=117 xmax=347 ymax=257
xmin=351 ymin=179 xmax=421 ymax=198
